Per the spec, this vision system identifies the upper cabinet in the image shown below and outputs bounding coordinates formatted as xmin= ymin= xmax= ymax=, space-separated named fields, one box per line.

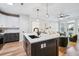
xmin=0 ymin=14 xmax=19 ymax=28
xmin=0 ymin=14 xmax=6 ymax=27
xmin=5 ymin=16 xmax=19 ymax=28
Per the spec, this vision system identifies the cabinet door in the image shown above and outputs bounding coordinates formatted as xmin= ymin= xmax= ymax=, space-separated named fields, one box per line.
xmin=23 ymin=37 xmax=31 ymax=56
xmin=31 ymin=39 xmax=58 ymax=56
xmin=5 ymin=16 xmax=19 ymax=28
xmin=4 ymin=33 xmax=19 ymax=43
xmin=4 ymin=34 xmax=10 ymax=42
xmin=46 ymin=39 xmax=57 ymax=56
xmin=31 ymin=42 xmax=42 ymax=56
xmin=0 ymin=37 xmax=3 ymax=44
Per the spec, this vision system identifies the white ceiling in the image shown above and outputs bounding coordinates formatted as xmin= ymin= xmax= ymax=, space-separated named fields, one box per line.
xmin=0 ymin=3 xmax=79 ymax=21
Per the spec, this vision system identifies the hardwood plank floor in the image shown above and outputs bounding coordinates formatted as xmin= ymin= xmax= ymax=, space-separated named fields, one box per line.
xmin=0 ymin=41 xmax=79 ymax=56
xmin=0 ymin=41 xmax=26 ymax=56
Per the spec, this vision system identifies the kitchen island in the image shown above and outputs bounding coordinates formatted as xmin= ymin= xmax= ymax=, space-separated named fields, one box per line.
xmin=23 ymin=33 xmax=60 ymax=56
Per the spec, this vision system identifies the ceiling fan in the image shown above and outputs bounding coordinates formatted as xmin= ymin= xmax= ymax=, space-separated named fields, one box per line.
xmin=57 ymin=12 xmax=70 ymax=18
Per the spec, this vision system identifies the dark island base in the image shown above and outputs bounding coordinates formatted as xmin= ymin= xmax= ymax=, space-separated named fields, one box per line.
xmin=23 ymin=36 xmax=68 ymax=56
xmin=23 ymin=36 xmax=59 ymax=56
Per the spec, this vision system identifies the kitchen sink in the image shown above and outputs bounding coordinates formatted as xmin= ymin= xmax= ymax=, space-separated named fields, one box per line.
xmin=29 ymin=35 xmax=39 ymax=39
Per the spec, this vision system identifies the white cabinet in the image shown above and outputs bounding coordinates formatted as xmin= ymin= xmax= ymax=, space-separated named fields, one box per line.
xmin=0 ymin=14 xmax=6 ymax=27
xmin=5 ymin=16 xmax=19 ymax=28
xmin=0 ymin=14 xmax=19 ymax=28
xmin=0 ymin=14 xmax=19 ymax=33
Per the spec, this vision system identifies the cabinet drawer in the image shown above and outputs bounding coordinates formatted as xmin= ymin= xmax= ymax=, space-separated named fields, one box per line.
xmin=4 ymin=33 xmax=19 ymax=43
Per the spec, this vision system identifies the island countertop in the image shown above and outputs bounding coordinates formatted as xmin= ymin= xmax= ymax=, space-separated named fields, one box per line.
xmin=24 ymin=33 xmax=60 ymax=44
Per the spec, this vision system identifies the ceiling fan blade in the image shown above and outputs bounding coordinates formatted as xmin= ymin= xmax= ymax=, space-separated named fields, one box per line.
xmin=58 ymin=14 xmax=70 ymax=18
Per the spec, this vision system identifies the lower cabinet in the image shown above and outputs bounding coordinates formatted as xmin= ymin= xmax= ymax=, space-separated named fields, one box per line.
xmin=23 ymin=36 xmax=31 ymax=55
xmin=24 ymin=37 xmax=58 ymax=56
xmin=0 ymin=36 xmax=4 ymax=49
xmin=31 ymin=39 xmax=58 ymax=56
xmin=4 ymin=33 xmax=19 ymax=43
xmin=0 ymin=37 xmax=3 ymax=44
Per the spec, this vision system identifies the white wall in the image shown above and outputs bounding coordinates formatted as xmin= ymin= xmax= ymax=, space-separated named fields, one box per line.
xmin=39 ymin=20 xmax=58 ymax=32
xmin=19 ymin=15 xmax=31 ymax=41
xmin=50 ymin=21 xmax=58 ymax=32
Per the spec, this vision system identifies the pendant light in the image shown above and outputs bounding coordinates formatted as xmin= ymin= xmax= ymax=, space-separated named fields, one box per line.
xmin=21 ymin=3 xmax=24 ymax=5
xmin=46 ymin=3 xmax=49 ymax=18
xmin=36 ymin=8 xmax=39 ymax=21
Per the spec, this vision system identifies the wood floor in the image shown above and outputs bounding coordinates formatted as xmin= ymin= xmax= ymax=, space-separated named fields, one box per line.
xmin=0 ymin=41 xmax=79 ymax=56
xmin=0 ymin=41 xmax=26 ymax=56
xmin=0 ymin=41 xmax=61 ymax=56
xmin=0 ymin=41 xmax=68 ymax=56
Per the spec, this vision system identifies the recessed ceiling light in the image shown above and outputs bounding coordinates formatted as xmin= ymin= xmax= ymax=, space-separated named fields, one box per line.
xmin=7 ymin=3 xmax=13 ymax=5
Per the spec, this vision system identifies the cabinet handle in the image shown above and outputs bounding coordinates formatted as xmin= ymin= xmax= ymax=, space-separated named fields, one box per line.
xmin=44 ymin=43 xmax=46 ymax=48
xmin=40 ymin=43 xmax=47 ymax=48
xmin=41 ymin=44 xmax=43 ymax=48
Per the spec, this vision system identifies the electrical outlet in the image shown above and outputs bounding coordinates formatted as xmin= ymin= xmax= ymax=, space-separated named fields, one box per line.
xmin=41 ymin=44 xmax=43 ymax=48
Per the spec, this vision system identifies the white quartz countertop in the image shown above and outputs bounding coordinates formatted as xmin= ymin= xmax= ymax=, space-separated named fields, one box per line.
xmin=0 ymin=33 xmax=5 ymax=35
xmin=24 ymin=33 xmax=60 ymax=44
